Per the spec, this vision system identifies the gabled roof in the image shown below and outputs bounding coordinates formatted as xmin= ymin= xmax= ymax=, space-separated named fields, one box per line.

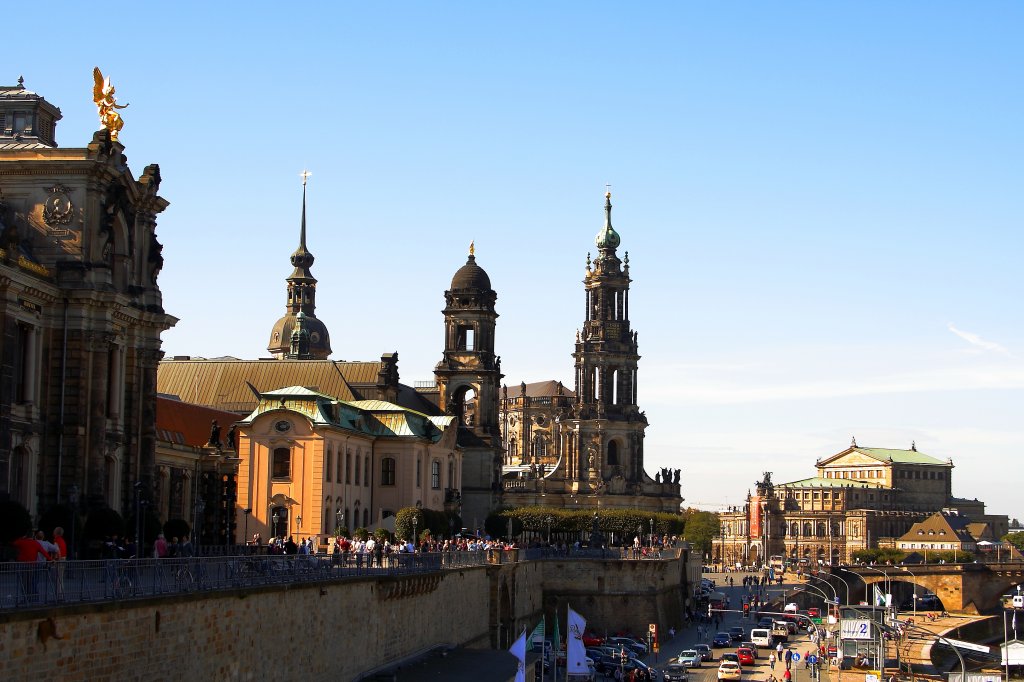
xmin=818 ymin=445 xmax=947 ymax=467
xmin=777 ymin=476 xmax=879 ymax=489
xmin=898 ymin=511 xmax=976 ymax=544
xmin=509 ymin=380 xmax=575 ymax=398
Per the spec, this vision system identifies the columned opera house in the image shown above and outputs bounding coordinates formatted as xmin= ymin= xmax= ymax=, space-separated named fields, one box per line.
xmin=713 ymin=440 xmax=1008 ymax=567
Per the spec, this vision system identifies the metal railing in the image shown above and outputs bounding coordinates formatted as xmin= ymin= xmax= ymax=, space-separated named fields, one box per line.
xmin=0 ymin=543 xmax=684 ymax=612
xmin=0 ymin=551 xmax=488 ymax=612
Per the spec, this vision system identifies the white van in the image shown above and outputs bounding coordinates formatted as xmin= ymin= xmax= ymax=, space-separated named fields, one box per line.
xmin=750 ymin=628 xmax=772 ymax=648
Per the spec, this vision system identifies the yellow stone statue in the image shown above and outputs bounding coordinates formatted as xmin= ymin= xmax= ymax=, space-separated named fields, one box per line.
xmin=93 ymin=67 xmax=129 ymax=140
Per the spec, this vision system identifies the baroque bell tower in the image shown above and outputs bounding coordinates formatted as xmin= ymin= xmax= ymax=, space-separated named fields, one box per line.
xmin=268 ymin=171 xmax=332 ymax=360
xmin=434 ymin=243 xmax=504 ymax=529
xmin=569 ymin=192 xmax=648 ymax=492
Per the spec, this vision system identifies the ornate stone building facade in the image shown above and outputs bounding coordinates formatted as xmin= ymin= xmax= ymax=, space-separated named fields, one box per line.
xmin=713 ymin=441 xmax=1008 ymax=566
xmin=500 ymin=195 xmax=681 ymax=513
xmin=0 ymin=79 xmax=174 ymax=520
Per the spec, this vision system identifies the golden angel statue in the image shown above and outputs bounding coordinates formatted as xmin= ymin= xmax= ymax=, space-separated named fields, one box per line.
xmin=93 ymin=67 xmax=129 ymax=140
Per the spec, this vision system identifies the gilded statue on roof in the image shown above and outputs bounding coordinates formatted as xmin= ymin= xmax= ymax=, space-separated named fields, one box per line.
xmin=93 ymin=67 xmax=129 ymax=140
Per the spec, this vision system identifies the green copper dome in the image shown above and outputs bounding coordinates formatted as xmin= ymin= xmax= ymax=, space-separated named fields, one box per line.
xmin=595 ymin=192 xmax=621 ymax=250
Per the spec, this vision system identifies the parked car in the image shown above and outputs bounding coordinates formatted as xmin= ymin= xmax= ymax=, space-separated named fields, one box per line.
xmin=718 ymin=661 xmax=742 ymax=681
xmin=729 ymin=626 xmax=745 ymax=642
xmin=736 ymin=648 xmax=755 ymax=666
xmin=713 ymin=632 xmax=733 ymax=648
xmin=608 ymin=636 xmax=648 ymax=655
xmin=663 ymin=663 xmax=690 ymax=682
xmin=582 ymin=632 xmax=605 ymax=647
xmin=694 ymin=644 xmax=712 ymax=661
xmin=807 ymin=607 xmax=820 ymax=618
xmin=675 ymin=650 xmax=702 ymax=668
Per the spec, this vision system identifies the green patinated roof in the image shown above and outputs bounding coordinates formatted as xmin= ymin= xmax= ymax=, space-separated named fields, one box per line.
xmin=778 ymin=476 xmax=880 ymax=489
xmin=853 ymin=447 xmax=946 ymax=465
xmin=241 ymin=389 xmax=455 ymax=443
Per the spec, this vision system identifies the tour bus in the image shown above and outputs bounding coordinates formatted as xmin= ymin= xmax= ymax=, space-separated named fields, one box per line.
xmin=769 ymin=555 xmax=785 ymax=573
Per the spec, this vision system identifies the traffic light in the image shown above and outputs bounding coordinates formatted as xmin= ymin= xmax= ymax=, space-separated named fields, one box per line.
xmin=534 ymin=660 xmax=542 ymax=682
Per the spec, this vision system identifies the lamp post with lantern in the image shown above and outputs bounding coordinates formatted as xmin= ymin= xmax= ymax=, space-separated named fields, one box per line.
xmin=272 ymin=510 xmax=281 ymax=540
xmin=649 ymin=518 xmax=654 ymax=549
xmin=412 ymin=515 xmax=419 ymax=552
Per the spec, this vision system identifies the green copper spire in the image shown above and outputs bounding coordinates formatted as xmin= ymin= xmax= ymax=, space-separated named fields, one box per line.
xmin=595 ymin=191 xmax=621 ymax=251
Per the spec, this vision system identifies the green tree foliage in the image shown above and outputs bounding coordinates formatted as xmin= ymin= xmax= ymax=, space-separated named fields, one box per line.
xmin=1003 ymin=532 xmax=1024 ymax=551
xmin=163 ymin=518 xmax=191 ymax=541
xmin=353 ymin=527 xmax=370 ymax=541
xmin=0 ymin=498 xmax=32 ymax=544
xmin=83 ymin=508 xmax=125 ymax=540
xmin=484 ymin=506 xmax=684 ymax=541
xmin=680 ymin=509 xmax=720 ymax=556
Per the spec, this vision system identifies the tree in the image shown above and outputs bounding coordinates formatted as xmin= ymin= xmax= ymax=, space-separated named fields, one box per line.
xmin=681 ymin=510 xmax=720 ymax=557
xmin=1003 ymin=532 xmax=1024 ymax=551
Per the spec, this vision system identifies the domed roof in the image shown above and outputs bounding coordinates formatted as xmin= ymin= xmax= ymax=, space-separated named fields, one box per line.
xmin=595 ymin=192 xmax=621 ymax=250
xmin=450 ymin=247 xmax=492 ymax=291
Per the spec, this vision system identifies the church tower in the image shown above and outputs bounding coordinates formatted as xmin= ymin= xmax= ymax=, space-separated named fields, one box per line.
xmin=268 ymin=172 xmax=332 ymax=359
xmin=434 ymin=243 xmax=503 ymax=530
xmin=570 ymin=192 xmax=648 ymax=490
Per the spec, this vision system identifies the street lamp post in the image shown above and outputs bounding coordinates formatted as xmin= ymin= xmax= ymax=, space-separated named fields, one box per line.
xmin=194 ymin=497 xmax=206 ymax=553
xmin=68 ymin=484 xmax=80 ymax=560
xmin=272 ymin=511 xmax=281 ymax=539
xmin=546 ymin=515 xmax=553 ymax=544
xmin=243 ymin=508 xmax=251 ymax=549
xmin=900 ymin=566 xmax=918 ymax=620
xmin=649 ymin=518 xmax=654 ymax=549
xmin=412 ymin=515 xmax=419 ymax=552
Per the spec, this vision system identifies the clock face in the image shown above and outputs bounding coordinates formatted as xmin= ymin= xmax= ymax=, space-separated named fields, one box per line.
xmin=310 ymin=332 xmax=321 ymax=343
xmin=274 ymin=420 xmax=291 ymax=433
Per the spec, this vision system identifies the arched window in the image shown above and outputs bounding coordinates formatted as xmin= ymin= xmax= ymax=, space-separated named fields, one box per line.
xmin=364 ymin=455 xmax=370 ymax=486
xmin=533 ymin=434 xmax=546 ymax=459
xmin=448 ymin=459 xmax=455 ymax=488
xmin=363 ymin=508 xmax=369 ymax=527
xmin=416 ymin=457 xmax=422 ymax=487
xmin=9 ymin=446 xmax=29 ymax=506
xmin=325 ymin=447 xmax=333 ymax=482
xmin=508 ymin=437 xmax=518 ymax=463
xmin=336 ymin=448 xmax=343 ymax=482
xmin=272 ymin=447 xmax=291 ymax=479
xmin=323 ymin=498 xmax=332 ymax=534
xmin=431 ymin=460 xmax=441 ymax=489
xmin=345 ymin=450 xmax=352 ymax=484
xmin=354 ymin=454 xmax=360 ymax=486
xmin=790 ymin=522 xmax=799 ymax=537
xmin=803 ymin=522 xmax=812 ymax=537
xmin=607 ymin=440 xmax=619 ymax=466
xmin=816 ymin=523 xmax=826 ymax=538
xmin=381 ymin=457 xmax=396 ymax=486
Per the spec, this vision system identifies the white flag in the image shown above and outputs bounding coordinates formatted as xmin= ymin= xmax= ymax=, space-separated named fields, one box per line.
xmin=873 ymin=585 xmax=885 ymax=607
xmin=566 ymin=605 xmax=588 ymax=674
xmin=1013 ymin=610 xmax=1017 ymax=631
xmin=509 ymin=627 xmax=527 ymax=682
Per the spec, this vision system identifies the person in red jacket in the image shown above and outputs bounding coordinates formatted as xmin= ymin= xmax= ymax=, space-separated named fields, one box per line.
xmin=11 ymin=531 xmax=51 ymax=603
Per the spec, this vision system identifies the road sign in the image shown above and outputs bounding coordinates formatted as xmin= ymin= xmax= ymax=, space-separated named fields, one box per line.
xmin=812 ymin=617 xmax=823 ymax=624
xmin=942 ymin=637 xmax=990 ymax=654
xmin=840 ymin=619 xmax=874 ymax=640
xmin=793 ymin=653 xmax=801 ymax=662
xmin=808 ymin=656 xmax=818 ymax=664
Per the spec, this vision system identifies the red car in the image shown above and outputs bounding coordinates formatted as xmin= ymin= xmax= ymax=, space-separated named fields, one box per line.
xmin=736 ymin=648 xmax=755 ymax=666
xmin=583 ymin=632 xmax=605 ymax=647
xmin=807 ymin=607 xmax=820 ymax=618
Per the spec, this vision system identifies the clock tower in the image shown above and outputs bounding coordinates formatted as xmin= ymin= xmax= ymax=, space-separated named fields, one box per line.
xmin=268 ymin=173 xmax=332 ymax=360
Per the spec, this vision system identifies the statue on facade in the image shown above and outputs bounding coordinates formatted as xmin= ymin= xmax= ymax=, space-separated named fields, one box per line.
xmin=93 ymin=67 xmax=129 ymax=140
xmin=207 ymin=420 xmax=222 ymax=448
xmin=655 ymin=471 xmax=661 ymax=483
xmin=226 ymin=424 xmax=237 ymax=451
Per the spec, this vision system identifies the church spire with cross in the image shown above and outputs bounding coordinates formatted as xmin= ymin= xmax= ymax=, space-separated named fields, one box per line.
xmin=268 ymin=170 xmax=333 ymax=359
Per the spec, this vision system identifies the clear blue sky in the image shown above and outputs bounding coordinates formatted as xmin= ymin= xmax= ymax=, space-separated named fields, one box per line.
xmin=13 ymin=2 xmax=1022 ymax=518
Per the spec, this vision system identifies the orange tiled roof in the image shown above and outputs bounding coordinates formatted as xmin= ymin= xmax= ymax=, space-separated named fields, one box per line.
xmin=156 ymin=396 xmax=241 ymax=447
